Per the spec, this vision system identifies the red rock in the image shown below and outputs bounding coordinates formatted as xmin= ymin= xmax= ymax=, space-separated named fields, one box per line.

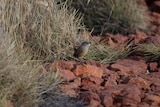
xmin=103 ymin=72 xmax=119 ymax=88
xmin=101 ymin=94 xmax=113 ymax=107
xmin=109 ymin=74 xmax=119 ymax=80
xmin=53 ymin=60 xmax=76 ymax=70
xmin=102 ymin=33 xmax=129 ymax=51
xmin=138 ymin=73 xmax=160 ymax=91
xmin=81 ymin=76 xmax=103 ymax=86
xmin=83 ymin=60 xmax=102 ymax=67
xmin=153 ymin=11 xmax=160 ymax=19
xmin=74 ymin=77 xmax=81 ymax=86
xmin=103 ymin=68 xmax=114 ymax=76
xmin=124 ymin=104 xmax=137 ymax=107
xmin=107 ymin=36 xmax=117 ymax=48
xmin=128 ymin=77 xmax=151 ymax=90
xmin=99 ymin=68 xmax=112 ymax=81
xmin=58 ymin=81 xmax=80 ymax=97
xmin=59 ymin=69 xmax=76 ymax=81
xmin=138 ymin=73 xmax=153 ymax=82
xmin=80 ymin=91 xmax=101 ymax=107
xmin=151 ymin=12 xmax=160 ymax=26
xmin=150 ymin=72 xmax=160 ymax=79
xmin=150 ymin=62 xmax=158 ymax=72
xmin=134 ymin=31 xmax=148 ymax=44
xmin=81 ymin=84 xmax=102 ymax=94
xmin=153 ymin=90 xmax=160 ymax=97
xmin=83 ymin=60 xmax=109 ymax=71
xmin=113 ymin=34 xmax=128 ymax=44
xmin=59 ymin=86 xmax=76 ymax=97
xmin=121 ymin=87 xmax=141 ymax=106
xmin=99 ymin=33 xmax=111 ymax=44
xmin=152 ymin=84 xmax=160 ymax=92
xmin=81 ymin=76 xmax=103 ymax=93
xmin=111 ymin=59 xmax=147 ymax=74
xmin=150 ymin=103 xmax=159 ymax=107
xmin=138 ymin=102 xmax=150 ymax=107
xmin=145 ymin=35 xmax=160 ymax=46
xmin=104 ymin=79 xmax=117 ymax=87
xmin=144 ymin=94 xmax=160 ymax=104
xmin=44 ymin=61 xmax=76 ymax=81
xmin=102 ymin=84 xmax=141 ymax=106
xmin=73 ymin=64 xmax=103 ymax=78
xmin=39 ymin=64 xmax=76 ymax=81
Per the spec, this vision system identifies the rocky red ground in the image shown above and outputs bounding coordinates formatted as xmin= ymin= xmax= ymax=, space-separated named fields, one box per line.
xmin=41 ymin=58 xmax=160 ymax=107
xmin=41 ymin=0 xmax=160 ymax=107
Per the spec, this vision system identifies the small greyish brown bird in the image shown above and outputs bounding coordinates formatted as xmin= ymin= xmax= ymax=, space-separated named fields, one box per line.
xmin=73 ymin=41 xmax=91 ymax=58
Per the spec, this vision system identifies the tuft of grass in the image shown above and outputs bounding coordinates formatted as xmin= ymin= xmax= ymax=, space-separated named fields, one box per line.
xmin=137 ymin=44 xmax=160 ymax=62
xmin=0 ymin=38 xmax=62 ymax=107
xmin=2 ymin=0 xmax=84 ymax=62
xmin=85 ymin=41 xmax=133 ymax=63
xmin=65 ymin=0 xmax=150 ymax=35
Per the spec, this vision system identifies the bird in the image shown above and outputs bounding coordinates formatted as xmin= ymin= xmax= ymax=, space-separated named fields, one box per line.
xmin=73 ymin=41 xmax=91 ymax=58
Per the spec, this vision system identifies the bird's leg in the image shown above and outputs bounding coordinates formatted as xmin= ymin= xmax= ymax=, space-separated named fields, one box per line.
xmin=78 ymin=57 xmax=87 ymax=65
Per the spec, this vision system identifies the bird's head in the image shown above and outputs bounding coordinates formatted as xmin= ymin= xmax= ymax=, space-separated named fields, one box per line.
xmin=81 ymin=41 xmax=91 ymax=47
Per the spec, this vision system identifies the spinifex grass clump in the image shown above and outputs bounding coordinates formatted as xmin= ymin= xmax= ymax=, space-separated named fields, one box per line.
xmin=66 ymin=0 xmax=150 ymax=35
xmin=0 ymin=39 xmax=62 ymax=106
xmin=137 ymin=44 xmax=160 ymax=62
xmin=85 ymin=41 xmax=132 ymax=63
xmin=2 ymin=0 xmax=84 ymax=61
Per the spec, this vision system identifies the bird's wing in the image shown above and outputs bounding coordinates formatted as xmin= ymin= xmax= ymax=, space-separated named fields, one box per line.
xmin=73 ymin=46 xmax=83 ymax=57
